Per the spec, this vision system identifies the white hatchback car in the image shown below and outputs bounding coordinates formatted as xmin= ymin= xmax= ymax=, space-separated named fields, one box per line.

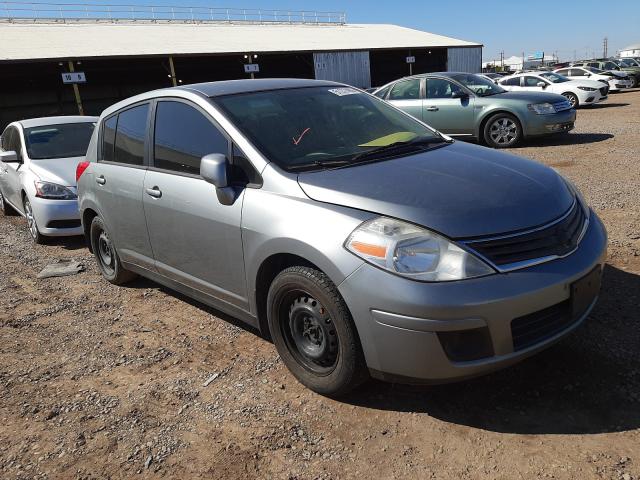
xmin=0 ymin=116 xmax=97 ymax=243
xmin=553 ymin=66 xmax=633 ymax=92
xmin=498 ymin=71 xmax=608 ymax=108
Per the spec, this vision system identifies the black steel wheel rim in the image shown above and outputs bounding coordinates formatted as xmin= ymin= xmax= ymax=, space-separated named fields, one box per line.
xmin=279 ymin=289 xmax=339 ymax=375
xmin=97 ymin=229 xmax=115 ymax=275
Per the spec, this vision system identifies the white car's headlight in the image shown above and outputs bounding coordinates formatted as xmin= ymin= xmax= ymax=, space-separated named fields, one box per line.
xmin=345 ymin=217 xmax=495 ymax=281
xmin=34 ymin=181 xmax=77 ymax=200
xmin=528 ymin=103 xmax=556 ymax=115
xmin=577 ymin=86 xmax=597 ymax=91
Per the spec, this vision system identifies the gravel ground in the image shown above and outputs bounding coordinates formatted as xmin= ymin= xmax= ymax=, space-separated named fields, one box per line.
xmin=1 ymin=90 xmax=640 ymax=480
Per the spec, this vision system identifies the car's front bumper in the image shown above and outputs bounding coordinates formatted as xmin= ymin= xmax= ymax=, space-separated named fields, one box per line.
xmin=30 ymin=196 xmax=82 ymax=237
xmin=338 ymin=210 xmax=607 ymax=383
xmin=523 ymin=108 xmax=576 ymax=137
xmin=609 ymin=80 xmax=633 ymax=91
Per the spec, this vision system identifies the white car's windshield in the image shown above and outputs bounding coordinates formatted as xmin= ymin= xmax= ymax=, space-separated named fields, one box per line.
xmin=450 ymin=73 xmax=506 ymax=96
xmin=586 ymin=67 xmax=604 ymax=74
xmin=213 ymin=86 xmax=446 ymax=172
xmin=25 ymin=123 xmax=95 ymax=160
xmin=539 ymin=72 xmax=571 ymax=83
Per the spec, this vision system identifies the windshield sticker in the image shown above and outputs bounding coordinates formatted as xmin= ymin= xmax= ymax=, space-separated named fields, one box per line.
xmin=328 ymin=87 xmax=361 ymax=96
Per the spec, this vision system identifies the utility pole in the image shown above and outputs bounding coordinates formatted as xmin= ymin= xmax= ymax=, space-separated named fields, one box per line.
xmin=603 ymin=37 xmax=608 ymax=58
xmin=500 ymin=50 xmax=504 ymax=70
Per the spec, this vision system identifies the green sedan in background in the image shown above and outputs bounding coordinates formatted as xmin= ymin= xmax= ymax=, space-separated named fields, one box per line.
xmin=373 ymin=72 xmax=576 ymax=148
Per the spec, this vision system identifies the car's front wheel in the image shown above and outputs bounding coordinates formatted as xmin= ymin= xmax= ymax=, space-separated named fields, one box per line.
xmin=267 ymin=266 xmax=368 ymax=397
xmin=483 ymin=113 xmax=522 ymax=148
xmin=23 ymin=197 xmax=45 ymax=244
xmin=562 ymin=92 xmax=579 ymax=108
xmin=90 ymin=216 xmax=136 ymax=285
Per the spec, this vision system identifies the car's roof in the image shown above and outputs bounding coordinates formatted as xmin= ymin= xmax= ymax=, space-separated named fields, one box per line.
xmin=17 ymin=115 xmax=98 ymax=129
xmin=176 ymin=78 xmax=342 ymax=97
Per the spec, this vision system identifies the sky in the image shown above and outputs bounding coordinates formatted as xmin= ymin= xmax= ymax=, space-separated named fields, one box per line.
xmin=4 ymin=0 xmax=640 ymax=61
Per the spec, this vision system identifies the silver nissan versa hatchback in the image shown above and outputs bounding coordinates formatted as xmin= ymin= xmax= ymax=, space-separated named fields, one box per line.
xmin=77 ymin=79 xmax=607 ymax=397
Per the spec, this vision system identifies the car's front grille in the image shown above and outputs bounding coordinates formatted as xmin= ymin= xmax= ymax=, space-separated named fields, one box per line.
xmin=464 ymin=201 xmax=587 ymax=268
xmin=46 ymin=219 xmax=81 ymax=229
xmin=511 ymin=300 xmax=574 ymax=351
xmin=552 ymin=99 xmax=573 ymax=112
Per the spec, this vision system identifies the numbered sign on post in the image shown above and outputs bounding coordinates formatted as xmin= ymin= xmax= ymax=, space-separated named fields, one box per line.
xmin=244 ymin=64 xmax=260 ymax=73
xmin=406 ymin=56 xmax=416 ymax=64
xmin=61 ymin=72 xmax=87 ymax=84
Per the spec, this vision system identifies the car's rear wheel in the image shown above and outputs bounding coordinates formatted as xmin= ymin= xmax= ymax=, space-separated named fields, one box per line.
xmin=90 ymin=216 xmax=136 ymax=285
xmin=0 ymin=190 xmax=17 ymax=216
xmin=23 ymin=197 xmax=45 ymax=244
xmin=562 ymin=92 xmax=579 ymax=108
xmin=630 ymin=77 xmax=639 ymax=88
xmin=483 ymin=113 xmax=522 ymax=148
xmin=267 ymin=266 xmax=368 ymax=397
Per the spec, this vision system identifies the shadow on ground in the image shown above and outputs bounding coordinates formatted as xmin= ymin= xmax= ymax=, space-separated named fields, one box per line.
xmin=344 ymin=264 xmax=640 ymax=435
xmin=587 ymin=102 xmax=630 ymax=109
xmin=516 ymin=133 xmax=614 ymax=148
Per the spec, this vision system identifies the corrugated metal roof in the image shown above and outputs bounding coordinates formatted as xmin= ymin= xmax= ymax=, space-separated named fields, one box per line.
xmin=0 ymin=22 xmax=481 ymax=61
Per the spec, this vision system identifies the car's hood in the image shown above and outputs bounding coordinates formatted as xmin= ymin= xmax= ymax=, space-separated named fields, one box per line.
xmin=490 ymin=91 xmax=567 ymax=103
xmin=297 ymin=141 xmax=574 ymax=239
xmin=28 ymin=156 xmax=82 ymax=187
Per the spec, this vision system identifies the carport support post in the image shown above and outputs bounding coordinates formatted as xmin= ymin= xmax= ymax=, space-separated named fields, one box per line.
xmin=67 ymin=60 xmax=84 ymax=116
xmin=168 ymin=56 xmax=178 ymax=87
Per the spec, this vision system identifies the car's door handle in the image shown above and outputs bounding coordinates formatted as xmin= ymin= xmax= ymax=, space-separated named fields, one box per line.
xmin=95 ymin=175 xmax=106 ymax=185
xmin=425 ymin=106 xmax=439 ymax=111
xmin=145 ymin=186 xmax=162 ymax=198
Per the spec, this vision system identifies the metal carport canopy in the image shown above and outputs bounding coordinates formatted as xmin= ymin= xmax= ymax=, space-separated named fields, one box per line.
xmin=0 ymin=22 xmax=481 ymax=61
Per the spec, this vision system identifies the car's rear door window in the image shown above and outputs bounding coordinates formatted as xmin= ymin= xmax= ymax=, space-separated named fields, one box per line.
xmin=388 ymin=79 xmax=421 ymax=100
xmin=153 ymin=100 xmax=228 ymax=175
xmin=113 ymin=104 xmax=149 ymax=166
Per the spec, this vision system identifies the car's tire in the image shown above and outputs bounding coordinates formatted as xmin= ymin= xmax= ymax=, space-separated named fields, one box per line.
xmin=0 ymin=190 xmax=17 ymax=216
xmin=267 ymin=266 xmax=368 ymax=397
xmin=562 ymin=92 xmax=580 ymax=108
xmin=23 ymin=197 xmax=46 ymax=244
xmin=90 ymin=216 xmax=136 ymax=285
xmin=630 ymin=76 xmax=639 ymax=88
xmin=483 ymin=113 xmax=522 ymax=148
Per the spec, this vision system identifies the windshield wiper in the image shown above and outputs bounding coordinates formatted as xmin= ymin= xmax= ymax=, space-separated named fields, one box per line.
xmin=287 ymin=158 xmax=353 ymax=172
xmin=349 ymin=137 xmax=450 ymax=163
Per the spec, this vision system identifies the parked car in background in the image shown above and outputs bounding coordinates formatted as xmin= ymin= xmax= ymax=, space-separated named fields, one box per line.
xmin=374 ymin=72 xmax=575 ymax=148
xmin=572 ymin=60 xmax=640 ymax=87
xmin=498 ymin=71 xmax=608 ymax=108
xmin=77 ymin=79 xmax=606 ymax=397
xmin=553 ymin=66 xmax=633 ymax=92
xmin=0 ymin=116 xmax=97 ymax=243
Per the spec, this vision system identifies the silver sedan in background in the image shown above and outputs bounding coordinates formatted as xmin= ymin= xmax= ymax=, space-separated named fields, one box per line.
xmin=0 ymin=116 xmax=97 ymax=243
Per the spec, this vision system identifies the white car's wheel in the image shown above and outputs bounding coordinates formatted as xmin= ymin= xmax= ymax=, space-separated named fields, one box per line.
xmin=23 ymin=197 xmax=45 ymax=244
xmin=562 ymin=92 xmax=579 ymax=108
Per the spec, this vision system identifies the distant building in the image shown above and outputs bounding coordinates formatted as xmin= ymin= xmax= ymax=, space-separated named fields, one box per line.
xmin=0 ymin=3 xmax=483 ymax=129
xmin=482 ymin=54 xmax=557 ymax=72
xmin=619 ymin=43 xmax=640 ymax=58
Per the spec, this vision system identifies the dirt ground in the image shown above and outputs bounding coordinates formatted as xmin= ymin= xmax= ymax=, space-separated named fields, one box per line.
xmin=1 ymin=89 xmax=640 ymax=480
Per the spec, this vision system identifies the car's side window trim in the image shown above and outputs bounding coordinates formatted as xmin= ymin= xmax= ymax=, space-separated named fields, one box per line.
xmin=98 ymin=100 xmax=151 ymax=169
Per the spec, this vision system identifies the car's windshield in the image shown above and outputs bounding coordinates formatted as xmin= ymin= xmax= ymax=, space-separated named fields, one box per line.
xmin=539 ymin=72 xmax=571 ymax=83
xmin=449 ymin=73 xmax=506 ymax=96
xmin=586 ymin=67 xmax=604 ymax=74
xmin=604 ymin=61 xmax=620 ymax=70
xmin=24 ymin=122 xmax=95 ymax=160
xmin=619 ymin=58 xmax=639 ymax=67
xmin=212 ymin=86 xmax=445 ymax=172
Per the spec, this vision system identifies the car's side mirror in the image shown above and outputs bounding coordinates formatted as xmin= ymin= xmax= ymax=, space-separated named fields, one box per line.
xmin=537 ymin=82 xmax=547 ymax=88
xmin=0 ymin=150 xmax=19 ymax=163
xmin=200 ymin=153 xmax=237 ymax=206
xmin=451 ymin=90 xmax=469 ymax=99
xmin=586 ymin=73 xmax=591 ymax=77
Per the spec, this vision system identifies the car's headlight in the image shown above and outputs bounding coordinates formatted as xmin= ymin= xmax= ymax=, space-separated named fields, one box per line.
xmin=598 ymin=79 xmax=608 ymax=84
xmin=577 ymin=86 xmax=597 ymax=91
xmin=345 ymin=217 xmax=495 ymax=281
xmin=528 ymin=102 xmax=556 ymax=114
xmin=34 ymin=181 xmax=77 ymax=200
